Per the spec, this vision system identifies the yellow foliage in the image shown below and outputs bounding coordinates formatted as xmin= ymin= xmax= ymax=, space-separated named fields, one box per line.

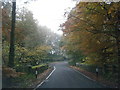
xmin=62 ymin=2 xmax=119 ymax=65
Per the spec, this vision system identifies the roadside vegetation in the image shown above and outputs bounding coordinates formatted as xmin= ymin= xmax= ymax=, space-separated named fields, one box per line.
xmin=61 ymin=2 xmax=120 ymax=86
xmin=2 ymin=1 xmax=62 ymax=88
xmin=2 ymin=0 xmax=120 ymax=88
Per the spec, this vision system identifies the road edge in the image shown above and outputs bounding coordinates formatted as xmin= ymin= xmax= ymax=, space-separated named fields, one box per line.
xmin=34 ymin=66 xmax=56 ymax=89
xmin=69 ymin=66 xmax=117 ymax=88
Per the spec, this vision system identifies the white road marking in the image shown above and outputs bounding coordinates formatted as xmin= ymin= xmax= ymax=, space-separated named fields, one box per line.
xmin=46 ymin=66 xmax=56 ymax=80
xmin=72 ymin=68 xmax=108 ymax=87
xmin=73 ymin=69 xmax=110 ymax=87
xmin=34 ymin=66 xmax=56 ymax=90
xmin=72 ymin=68 xmax=95 ymax=81
xmin=35 ymin=81 xmax=44 ymax=89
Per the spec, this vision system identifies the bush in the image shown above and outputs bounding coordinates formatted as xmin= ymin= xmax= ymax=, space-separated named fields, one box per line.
xmin=31 ymin=64 xmax=48 ymax=74
xmin=15 ymin=64 xmax=31 ymax=73
xmin=14 ymin=64 xmax=49 ymax=75
xmin=68 ymin=60 xmax=76 ymax=66
xmin=31 ymin=64 xmax=46 ymax=69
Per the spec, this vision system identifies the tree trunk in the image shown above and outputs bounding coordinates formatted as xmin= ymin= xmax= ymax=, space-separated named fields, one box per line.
xmin=8 ymin=1 xmax=16 ymax=68
xmin=115 ymin=34 xmax=120 ymax=88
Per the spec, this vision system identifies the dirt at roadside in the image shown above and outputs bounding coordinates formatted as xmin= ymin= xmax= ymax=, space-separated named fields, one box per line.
xmin=70 ymin=66 xmax=118 ymax=88
xmin=2 ymin=67 xmax=53 ymax=88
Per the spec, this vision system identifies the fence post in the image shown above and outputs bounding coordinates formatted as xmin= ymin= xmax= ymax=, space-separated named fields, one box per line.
xmin=96 ymin=67 xmax=99 ymax=77
xmin=35 ymin=68 xmax=38 ymax=79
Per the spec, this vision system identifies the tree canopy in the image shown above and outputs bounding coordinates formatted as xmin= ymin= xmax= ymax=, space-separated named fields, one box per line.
xmin=2 ymin=1 xmax=62 ymax=69
xmin=61 ymin=2 xmax=120 ymax=66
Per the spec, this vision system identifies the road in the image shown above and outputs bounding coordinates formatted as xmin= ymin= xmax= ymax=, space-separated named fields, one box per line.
xmin=37 ymin=61 xmax=106 ymax=88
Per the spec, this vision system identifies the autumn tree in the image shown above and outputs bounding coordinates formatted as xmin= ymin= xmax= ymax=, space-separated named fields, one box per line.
xmin=2 ymin=2 xmax=61 ymax=68
xmin=61 ymin=2 xmax=120 ymax=65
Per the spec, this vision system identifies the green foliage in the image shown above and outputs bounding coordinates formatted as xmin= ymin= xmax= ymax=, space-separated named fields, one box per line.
xmin=2 ymin=41 xmax=10 ymax=65
xmin=31 ymin=64 xmax=47 ymax=69
xmin=30 ymin=64 xmax=48 ymax=74
xmin=2 ymin=2 xmax=60 ymax=75
xmin=68 ymin=60 xmax=76 ymax=66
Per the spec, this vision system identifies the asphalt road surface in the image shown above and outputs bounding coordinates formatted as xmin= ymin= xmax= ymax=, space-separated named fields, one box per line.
xmin=37 ymin=61 xmax=106 ymax=88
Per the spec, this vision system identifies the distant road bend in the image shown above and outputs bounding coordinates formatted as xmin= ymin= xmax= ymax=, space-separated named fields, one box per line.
xmin=36 ymin=61 xmax=106 ymax=88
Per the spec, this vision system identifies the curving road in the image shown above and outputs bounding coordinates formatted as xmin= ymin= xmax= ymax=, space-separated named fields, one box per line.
xmin=37 ymin=61 xmax=107 ymax=88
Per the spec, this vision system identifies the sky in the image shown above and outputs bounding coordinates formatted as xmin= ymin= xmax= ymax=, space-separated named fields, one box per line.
xmin=17 ymin=0 xmax=76 ymax=35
